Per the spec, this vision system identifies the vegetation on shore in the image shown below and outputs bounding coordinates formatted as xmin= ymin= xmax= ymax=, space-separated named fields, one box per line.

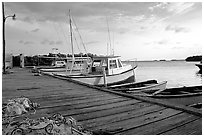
xmin=13 ymin=53 xmax=96 ymax=67
xmin=12 ymin=53 xmax=202 ymax=67
xmin=185 ymin=55 xmax=202 ymax=62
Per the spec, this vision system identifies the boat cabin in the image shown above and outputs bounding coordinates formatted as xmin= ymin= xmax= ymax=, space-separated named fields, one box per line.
xmin=66 ymin=57 xmax=92 ymax=65
xmin=91 ymin=56 xmax=132 ymax=75
xmin=66 ymin=57 xmax=92 ymax=71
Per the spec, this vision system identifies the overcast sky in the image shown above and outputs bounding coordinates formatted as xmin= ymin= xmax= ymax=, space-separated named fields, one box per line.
xmin=4 ymin=2 xmax=202 ymax=60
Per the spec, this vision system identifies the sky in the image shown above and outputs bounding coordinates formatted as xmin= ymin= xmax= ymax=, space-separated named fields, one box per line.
xmin=3 ymin=2 xmax=202 ymax=61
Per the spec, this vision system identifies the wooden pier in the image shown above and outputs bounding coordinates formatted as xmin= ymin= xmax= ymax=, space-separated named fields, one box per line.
xmin=2 ymin=68 xmax=202 ymax=135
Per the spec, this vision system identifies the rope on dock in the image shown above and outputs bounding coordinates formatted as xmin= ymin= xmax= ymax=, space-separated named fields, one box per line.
xmin=2 ymin=97 xmax=92 ymax=135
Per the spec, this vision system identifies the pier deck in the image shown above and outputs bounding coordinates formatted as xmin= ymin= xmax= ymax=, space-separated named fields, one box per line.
xmin=2 ymin=68 xmax=202 ymax=135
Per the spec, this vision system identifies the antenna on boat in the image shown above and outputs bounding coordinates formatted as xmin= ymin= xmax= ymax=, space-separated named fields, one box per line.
xmin=107 ymin=43 xmax=109 ymax=56
xmin=112 ymin=32 xmax=115 ymax=56
xmin=106 ymin=16 xmax=112 ymax=56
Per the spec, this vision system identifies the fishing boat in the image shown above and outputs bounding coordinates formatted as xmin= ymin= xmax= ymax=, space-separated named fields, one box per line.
xmin=52 ymin=10 xmax=137 ymax=86
xmin=53 ymin=55 xmax=137 ymax=86
xmin=108 ymin=80 xmax=167 ymax=95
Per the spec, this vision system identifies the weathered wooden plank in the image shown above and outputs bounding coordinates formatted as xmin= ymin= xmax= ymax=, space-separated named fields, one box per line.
xmin=161 ymin=118 xmax=202 ymax=135
xmin=2 ymin=87 xmax=108 ymax=102
xmin=118 ymin=112 xmax=200 ymax=135
xmin=72 ymin=101 xmax=151 ymax=122
xmin=3 ymin=74 xmax=90 ymax=91
xmin=36 ymin=95 xmax=122 ymax=106
xmin=42 ymin=99 xmax=139 ymax=114
xmin=38 ymin=95 xmax=130 ymax=109
xmin=90 ymin=108 xmax=181 ymax=133
xmin=3 ymin=86 xmax=97 ymax=93
xmin=21 ymin=99 xmax=140 ymax=121
xmin=31 ymin=92 xmax=110 ymax=103
xmin=2 ymin=89 xmax=104 ymax=100
xmin=81 ymin=104 xmax=165 ymax=130
xmin=3 ymin=85 xmax=103 ymax=95
xmin=31 ymin=92 xmax=105 ymax=101
xmin=11 ymin=98 xmax=127 ymax=122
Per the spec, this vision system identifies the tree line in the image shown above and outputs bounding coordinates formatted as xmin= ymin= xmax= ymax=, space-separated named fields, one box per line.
xmin=185 ymin=55 xmax=202 ymax=62
xmin=13 ymin=53 xmax=97 ymax=67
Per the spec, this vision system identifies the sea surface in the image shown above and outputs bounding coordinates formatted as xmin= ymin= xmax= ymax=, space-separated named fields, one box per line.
xmin=123 ymin=60 xmax=202 ymax=88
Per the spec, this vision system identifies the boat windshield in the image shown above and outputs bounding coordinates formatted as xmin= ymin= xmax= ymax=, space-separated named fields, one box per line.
xmin=92 ymin=60 xmax=101 ymax=67
xmin=91 ymin=59 xmax=108 ymax=74
xmin=109 ymin=60 xmax=117 ymax=69
xmin=118 ymin=59 xmax=123 ymax=68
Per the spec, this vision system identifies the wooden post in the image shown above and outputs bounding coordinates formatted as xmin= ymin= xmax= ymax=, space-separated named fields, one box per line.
xmin=102 ymin=67 xmax=107 ymax=87
xmin=2 ymin=2 xmax=6 ymax=73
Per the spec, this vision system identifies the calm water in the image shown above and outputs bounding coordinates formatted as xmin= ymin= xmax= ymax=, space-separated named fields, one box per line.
xmin=124 ymin=61 xmax=202 ymax=88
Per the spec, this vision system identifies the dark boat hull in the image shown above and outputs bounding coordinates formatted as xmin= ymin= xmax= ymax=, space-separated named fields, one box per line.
xmin=148 ymin=86 xmax=202 ymax=107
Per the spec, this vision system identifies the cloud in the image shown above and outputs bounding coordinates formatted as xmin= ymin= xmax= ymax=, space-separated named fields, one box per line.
xmin=148 ymin=2 xmax=195 ymax=15
xmin=19 ymin=40 xmax=23 ymax=43
xmin=56 ymin=41 xmax=63 ymax=45
xmin=19 ymin=40 xmax=34 ymax=45
xmin=41 ymin=39 xmax=63 ymax=45
xmin=165 ymin=25 xmax=189 ymax=33
xmin=148 ymin=2 xmax=169 ymax=11
xmin=85 ymin=41 xmax=100 ymax=45
xmin=22 ymin=16 xmax=34 ymax=23
xmin=140 ymin=26 xmax=146 ymax=30
xmin=171 ymin=46 xmax=184 ymax=50
xmin=166 ymin=3 xmax=195 ymax=15
xmin=118 ymin=27 xmax=130 ymax=34
xmin=5 ymin=2 xmax=161 ymax=24
xmin=157 ymin=39 xmax=168 ymax=45
xmin=49 ymin=41 xmax=55 ymax=45
xmin=143 ymin=39 xmax=168 ymax=46
xmin=31 ymin=28 xmax=39 ymax=32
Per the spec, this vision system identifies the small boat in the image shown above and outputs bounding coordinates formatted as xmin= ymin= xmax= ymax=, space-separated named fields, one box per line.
xmin=53 ymin=56 xmax=137 ymax=86
xmin=108 ymin=80 xmax=167 ymax=95
xmin=150 ymin=86 xmax=202 ymax=97
xmin=133 ymin=85 xmax=202 ymax=107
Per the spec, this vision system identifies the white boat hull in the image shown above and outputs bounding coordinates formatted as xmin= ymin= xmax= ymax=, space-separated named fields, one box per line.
xmin=40 ymin=68 xmax=83 ymax=72
xmin=126 ymin=81 xmax=167 ymax=95
xmin=54 ymin=66 xmax=137 ymax=86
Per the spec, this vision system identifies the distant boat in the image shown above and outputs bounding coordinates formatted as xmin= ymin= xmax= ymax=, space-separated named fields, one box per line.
xmin=195 ymin=61 xmax=202 ymax=71
xmin=53 ymin=56 xmax=137 ymax=86
xmin=159 ymin=59 xmax=166 ymax=61
xmin=108 ymin=80 xmax=167 ymax=95
xmin=40 ymin=57 xmax=92 ymax=72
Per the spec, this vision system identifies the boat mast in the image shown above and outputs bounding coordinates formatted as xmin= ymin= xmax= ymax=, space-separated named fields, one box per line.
xmin=69 ymin=9 xmax=75 ymax=73
xmin=106 ymin=16 xmax=112 ymax=56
